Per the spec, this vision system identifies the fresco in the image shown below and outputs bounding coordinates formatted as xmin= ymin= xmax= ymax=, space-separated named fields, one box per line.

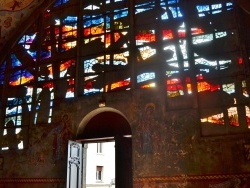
xmin=0 ymin=0 xmax=250 ymax=187
xmin=1 ymin=113 xmax=73 ymax=178
xmin=0 ymin=0 xmax=44 ymax=48
xmin=0 ymin=0 xmax=34 ymax=11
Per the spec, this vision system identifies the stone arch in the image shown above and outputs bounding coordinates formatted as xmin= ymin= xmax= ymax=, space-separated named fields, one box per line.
xmin=76 ymin=107 xmax=132 ymax=139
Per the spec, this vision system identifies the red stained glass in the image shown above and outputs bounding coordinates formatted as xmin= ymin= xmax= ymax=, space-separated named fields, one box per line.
xmin=85 ymin=81 xmax=93 ymax=90
xmin=162 ymin=30 xmax=173 ymax=39
xmin=162 ymin=28 xmax=203 ymax=40
xmin=135 ymin=33 xmax=156 ymax=42
xmin=43 ymin=82 xmax=53 ymax=88
xmin=167 ymin=84 xmax=183 ymax=91
xmin=238 ymin=57 xmax=243 ymax=64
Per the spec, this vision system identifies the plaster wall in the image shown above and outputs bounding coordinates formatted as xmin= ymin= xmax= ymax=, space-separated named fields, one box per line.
xmin=1 ymin=88 xmax=250 ymax=187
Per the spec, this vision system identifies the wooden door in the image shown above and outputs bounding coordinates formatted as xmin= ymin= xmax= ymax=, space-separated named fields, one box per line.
xmin=66 ymin=140 xmax=83 ymax=188
xmin=115 ymin=135 xmax=132 ymax=188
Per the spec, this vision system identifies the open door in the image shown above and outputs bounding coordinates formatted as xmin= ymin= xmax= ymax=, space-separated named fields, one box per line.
xmin=66 ymin=140 xmax=83 ymax=188
xmin=76 ymin=107 xmax=133 ymax=188
xmin=116 ymin=135 xmax=132 ymax=188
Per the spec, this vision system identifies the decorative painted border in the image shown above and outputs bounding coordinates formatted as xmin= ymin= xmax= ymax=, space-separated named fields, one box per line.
xmin=0 ymin=178 xmax=65 ymax=183
xmin=1 ymin=173 xmax=250 ymax=184
xmin=134 ymin=173 xmax=250 ymax=182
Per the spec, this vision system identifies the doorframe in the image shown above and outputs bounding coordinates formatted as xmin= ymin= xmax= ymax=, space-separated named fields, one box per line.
xmin=75 ymin=107 xmax=133 ymax=188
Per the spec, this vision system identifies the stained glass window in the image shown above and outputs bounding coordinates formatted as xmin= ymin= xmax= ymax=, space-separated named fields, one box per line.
xmin=0 ymin=0 xmax=249 ymax=150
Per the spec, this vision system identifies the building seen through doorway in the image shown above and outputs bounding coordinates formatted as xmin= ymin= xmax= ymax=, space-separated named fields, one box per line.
xmin=85 ymin=141 xmax=115 ymax=188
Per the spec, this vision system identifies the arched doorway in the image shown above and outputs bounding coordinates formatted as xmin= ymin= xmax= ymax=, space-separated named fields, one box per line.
xmin=66 ymin=107 xmax=133 ymax=188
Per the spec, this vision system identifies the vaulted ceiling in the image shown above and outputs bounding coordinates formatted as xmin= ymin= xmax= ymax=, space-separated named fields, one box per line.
xmin=0 ymin=0 xmax=55 ymax=54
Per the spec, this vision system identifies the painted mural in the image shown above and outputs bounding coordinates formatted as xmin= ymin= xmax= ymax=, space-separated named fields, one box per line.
xmin=0 ymin=0 xmax=34 ymax=11
xmin=0 ymin=0 xmax=250 ymax=187
xmin=1 ymin=113 xmax=73 ymax=178
xmin=0 ymin=0 xmax=43 ymax=48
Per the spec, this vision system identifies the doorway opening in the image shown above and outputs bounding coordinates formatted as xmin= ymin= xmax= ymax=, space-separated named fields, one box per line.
xmin=67 ymin=107 xmax=132 ymax=188
xmin=84 ymin=139 xmax=116 ymax=188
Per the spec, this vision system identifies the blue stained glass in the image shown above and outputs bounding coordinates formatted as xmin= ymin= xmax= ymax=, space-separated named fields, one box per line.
xmin=83 ymin=17 xmax=91 ymax=27
xmin=137 ymin=72 xmax=155 ymax=83
xmin=27 ymin=51 xmax=36 ymax=59
xmin=54 ymin=0 xmax=69 ymax=7
xmin=18 ymin=34 xmax=37 ymax=44
xmin=63 ymin=16 xmax=78 ymax=24
xmin=114 ymin=9 xmax=128 ymax=19
xmin=11 ymin=54 xmax=22 ymax=67
xmin=40 ymin=50 xmax=51 ymax=60
xmin=10 ymin=70 xmax=33 ymax=83
xmin=197 ymin=2 xmax=233 ymax=14
xmin=211 ymin=4 xmax=222 ymax=10
xmin=166 ymin=0 xmax=179 ymax=4
xmin=135 ymin=7 xmax=152 ymax=14
xmin=169 ymin=7 xmax=183 ymax=18
xmin=92 ymin=16 xmax=104 ymax=25
xmin=84 ymin=15 xmax=104 ymax=27
xmin=160 ymin=0 xmax=179 ymax=6
xmin=212 ymin=10 xmax=222 ymax=14
xmin=0 ymin=61 xmax=6 ymax=84
xmin=84 ymin=88 xmax=101 ymax=95
xmin=7 ymin=98 xmax=19 ymax=107
xmin=196 ymin=5 xmax=210 ymax=13
xmin=135 ymin=1 xmax=154 ymax=8
xmin=84 ymin=9 xmax=127 ymax=27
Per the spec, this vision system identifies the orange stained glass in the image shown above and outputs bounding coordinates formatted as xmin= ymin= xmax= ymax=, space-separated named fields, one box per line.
xmin=62 ymin=41 xmax=77 ymax=51
xmin=187 ymin=83 xmax=192 ymax=93
xmin=201 ymin=113 xmax=224 ymax=125
xmin=62 ymin=30 xmax=77 ymax=39
xmin=110 ymin=80 xmax=130 ymax=90
xmin=9 ymin=76 xmax=34 ymax=86
xmin=84 ymin=26 xmax=104 ymax=36
xmin=197 ymin=81 xmax=220 ymax=92
xmin=47 ymin=60 xmax=75 ymax=75
xmin=196 ymin=75 xmax=220 ymax=92
xmin=62 ymin=25 xmax=77 ymax=33
xmin=245 ymin=106 xmax=250 ymax=128
xmin=228 ymin=107 xmax=239 ymax=126
xmin=105 ymin=33 xmax=121 ymax=47
xmin=141 ymin=83 xmax=156 ymax=88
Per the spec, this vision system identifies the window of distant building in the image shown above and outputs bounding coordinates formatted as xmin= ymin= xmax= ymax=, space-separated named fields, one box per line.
xmin=97 ymin=143 xmax=103 ymax=154
xmin=96 ymin=166 xmax=103 ymax=182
